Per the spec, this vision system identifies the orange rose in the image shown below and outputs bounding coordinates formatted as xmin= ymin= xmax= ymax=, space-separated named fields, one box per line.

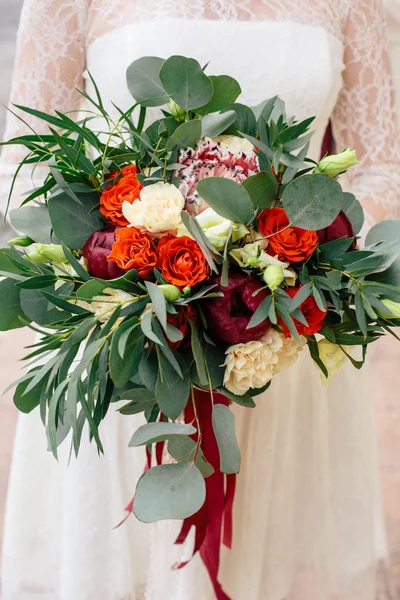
xmin=100 ymin=165 xmax=143 ymax=226
xmin=107 ymin=227 xmax=157 ymax=278
xmin=167 ymin=304 xmax=198 ymax=349
xmin=157 ymin=236 xmax=209 ymax=288
xmin=258 ymin=207 xmax=318 ymax=263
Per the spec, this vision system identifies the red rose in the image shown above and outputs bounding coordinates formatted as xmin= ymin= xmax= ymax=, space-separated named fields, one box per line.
xmin=167 ymin=304 xmax=198 ymax=349
xmin=317 ymin=211 xmax=356 ymax=249
xmin=83 ymin=228 xmax=124 ymax=280
xmin=258 ymin=207 xmax=318 ymax=263
xmin=107 ymin=227 xmax=157 ymax=279
xmin=280 ymin=286 xmax=326 ymax=338
xmin=201 ymin=270 xmax=271 ymax=345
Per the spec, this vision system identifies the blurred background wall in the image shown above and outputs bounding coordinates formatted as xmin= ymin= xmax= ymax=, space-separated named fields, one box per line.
xmin=0 ymin=0 xmax=399 ymax=578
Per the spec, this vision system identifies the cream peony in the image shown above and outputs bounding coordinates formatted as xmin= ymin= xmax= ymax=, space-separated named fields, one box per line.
xmin=273 ymin=335 xmax=306 ymax=375
xmin=90 ymin=288 xmax=136 ymax=323
xmin=230 ymin=242 xmax=297 ymax=286
xmin=317 ymin=339 xmax=350 ymax=385
xmin=223 ymin=329 xmax=283 ymax=396
xmin=196 ymin=207 xmax=248 ymax=250
xmin=122 ymin=181 xmax=185 ymax=237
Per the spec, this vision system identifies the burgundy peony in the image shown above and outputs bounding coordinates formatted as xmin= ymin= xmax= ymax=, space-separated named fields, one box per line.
xmin=202 ymin=270 xmax=271 ymax=345
xmin=317 ymin=211 xmax=356 ymax=250
xmin=83 ymin=228 xmax=124 ymax=280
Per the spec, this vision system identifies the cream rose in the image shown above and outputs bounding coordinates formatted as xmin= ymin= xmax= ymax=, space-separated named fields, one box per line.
xmin=317 ymin=339 xmax=350 ymax=385
xmin=90 ymin=288 xmax=136 ymax=323
xmin=230 ymin=242 xmax=297 ymax=286
xmin=223 ymin=329 xmax=283 ymax=396
xmin=122 ymin=181 xmax=185 ymax=237
xmin=196 ymin=207 xmax=248 ymax=250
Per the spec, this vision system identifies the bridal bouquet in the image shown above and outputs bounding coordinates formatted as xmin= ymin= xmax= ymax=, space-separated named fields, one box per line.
xmin=1 ymin=55 xmax=400 ymax=599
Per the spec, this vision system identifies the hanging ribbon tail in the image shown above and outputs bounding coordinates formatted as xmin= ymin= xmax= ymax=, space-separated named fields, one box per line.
xmin=174 ymin=388 xmax=235 ymax=600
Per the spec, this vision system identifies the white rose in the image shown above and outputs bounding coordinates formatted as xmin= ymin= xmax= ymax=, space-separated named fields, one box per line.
xmin=90 ymin=288 xmax=135 ymax=323
xmin=212 ymin=134 xmax=255 ymax=156
xmin=317 ymin=339 xmax=350 ymax=385
xmin=230 ymin=242 xmax=297 ymax=286
xmin=196 ymin=207 xmax=248 ymax=250
xmin=223 ymin=329 xmax=283 ymax=396
xmin=273 ymin=334 xmax=306 ymax=375
xmin=122 ymin=182 xmax=185 ymax=237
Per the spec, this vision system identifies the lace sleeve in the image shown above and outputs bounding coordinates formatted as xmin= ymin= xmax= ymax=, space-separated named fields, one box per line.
xmin=0 ymin=0 xmax=87 ymax=225
xmin=332 ymin=0 xmax=400 ymax=233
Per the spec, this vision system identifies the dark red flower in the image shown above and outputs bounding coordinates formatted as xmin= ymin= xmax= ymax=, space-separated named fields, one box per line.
xmin=317 ymin=211 xmax=356 ymax=249
xmin=82 ymin=228 xmax=124 ymax=280
xmin=201 ymin=270 xmax=271 ymax=345
xmin=280 ymin=286 xmax=326 ymax=338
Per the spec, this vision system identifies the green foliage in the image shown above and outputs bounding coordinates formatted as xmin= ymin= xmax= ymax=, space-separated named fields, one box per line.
xmin=126 ymin=56 xmax=169 ymax=107
xmin=196 ymin=177 xmax=254 ymax=224
xmin=48 ymin=190 xmax=103 ymax=249
xmin=160 ymin=56 xmax=213 ymax=111
xmin=0 ymin=278 xmax=30 ymax=331
xmin=212 ymin=404 xmax=241 ymax=474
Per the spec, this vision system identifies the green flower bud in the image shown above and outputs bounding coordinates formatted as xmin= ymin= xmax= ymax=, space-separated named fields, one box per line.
xmin=263 ymin=265 xmax=285 ymax=291
xmin=8 ymin=235 xmax=34 ymax=247
xmin=27 ymin=243 xmax=68 ymax=264
xmin=182 ymin=286 xmax=191 ymax=296
xmin=378 ymin=299 xmax=400 ymax=319
xmin=246 ymin=256 xmax=260 ymax=268
xmin=169 ymin=99 xmax=186 ymax=123
xmin=158 ymin=284 xmax=181 ymax=302
xmin=315 ymin=148 xmax=359 ymax=178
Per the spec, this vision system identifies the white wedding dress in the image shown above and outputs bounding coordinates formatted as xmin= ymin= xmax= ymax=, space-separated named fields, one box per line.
xmin=1 ymin=2 xmax=400 ymax=599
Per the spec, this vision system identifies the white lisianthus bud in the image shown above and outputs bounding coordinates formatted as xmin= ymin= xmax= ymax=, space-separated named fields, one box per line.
xmin=90 ymin=288 xmax=136 ymax=323
xmin=377 ymin=299 xmax=400 ymax=319
xmin=196 ymin=207 xmax=248 ymax=250
xmin=27 ymin=243 xmax=68 ymax=264
xmin=263 ymin=265 xmax=285 ymax=291
xmin=169 ymin=99 xmax=186 ymax=122
xmin=315 ymin=148 xmax=359 ymax=178
xmin=230 ymin=242 xmax=297 ymax=286
xmin=158 ymin=284 xmax=181 ymax=302
xmin=8 ymin=235 xmax=34 ymax=247
xmin=317 ymin=339 xmax=351 ymax=385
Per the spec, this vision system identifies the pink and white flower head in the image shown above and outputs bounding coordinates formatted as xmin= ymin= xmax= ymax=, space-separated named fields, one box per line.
xmin=176 ymin=135 xmax=259 ymax=215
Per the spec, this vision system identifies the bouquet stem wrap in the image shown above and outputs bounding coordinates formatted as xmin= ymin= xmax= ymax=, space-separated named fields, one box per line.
xmin=175 ymin=389 xmax=236 ymax=600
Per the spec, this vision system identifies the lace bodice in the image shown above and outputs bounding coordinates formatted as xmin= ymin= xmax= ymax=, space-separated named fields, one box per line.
xmin=1 ymin=0 xmax=400 ymax=231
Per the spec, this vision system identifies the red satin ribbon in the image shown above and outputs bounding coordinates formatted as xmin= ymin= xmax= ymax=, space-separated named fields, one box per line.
xmin=121 ymin=390 xmax=236 ymax=599
xmin=174 ymin=388 xmax=235 ymax=600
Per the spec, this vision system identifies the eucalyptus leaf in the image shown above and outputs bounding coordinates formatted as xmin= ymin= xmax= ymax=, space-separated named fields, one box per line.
xmin=110 ymin=319 xmax=144 ymax=387
xmin=201 ymin=111 xmax=237 ymax=139
xmin=10 ymin=205 xmax=53 ymax=244
xmin=199 ymin=75 xmax=241 ymax=114
xmin=129 ymin=422 xmax=196 ymax=447
xmin=48 ymin=190 xmax=103 ymax=250
xmin=166 ymin=119 xmax=202 ymax=151
xmin=155 ymin=349 xmax=190 ymax=420
xmin=365 ymin=220 xmax=400 ymax=247
xmin=160 ymin=56 xmax=213 ymax=111
xmin=196 ymin=177 xmax=254 ymax=224
xmin=133 ymin=462 xmax=206 ymax=522
xmin=212 ymin=403 xmax=241 ymax=474
xmin=342 ymin=192 xmax=364 ymax=235
xmin=0 ymin=278 xmax=30 ymax=331
xmin=168 ymin=436 xmax=214 ymax=478
xmin=221 ymin=103 xmax=256 ymax=136
xmin=126 ymin=56 xmax=169 ymax=107
xmin=282 ymin=174 xmax=342 ymax=230
xmin=241 ymin=171 xmax=278 ymax=210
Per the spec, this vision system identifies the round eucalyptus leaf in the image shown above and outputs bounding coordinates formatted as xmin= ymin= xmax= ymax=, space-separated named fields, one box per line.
xmin=201 ymin=110 xmax=237 ymax=139
xmin=241 ymin=171 xmax=278 ymax=210
xmin=129 ymin=422 xmax=196 ymax=447
xmin=10 ymin=205 xmax=53 ymax=244
xmin=212 ymin=403 xmax=241 ymax=475
xmin=196 ymin=177 xmax=254 ymax=224
xmin=126 ymin=56 xmax=169 ymax=107
xmin=365 ymin=220 xmax=400 ymax=247
xmin=48 ymin=191 xmax=103 ymax=250
xmin=342 ymin=192 xmax=364 ymax=235
xmin=160 ymin=56 xmax=213 ymax=111
xmin=0 ymin=278 xmax=30 ymax=331
xmin=199 ymin=75 xmax=241 ymax=114
xmin=166 ymin=119 xmax=202 ymax=151
xmin=282 ymin=174 xmax=342 ymax=230
xmin=221 ymin=103 xmax=256 ymax=136
xmin=133 ymin=462 xmax=206 ymax=522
